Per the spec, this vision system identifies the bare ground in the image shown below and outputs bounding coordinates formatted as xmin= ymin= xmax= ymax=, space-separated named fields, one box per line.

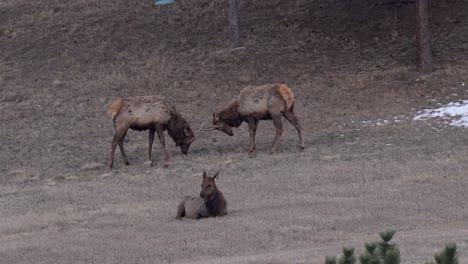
xmin=1 ymin=0 xmax=468 ymax=263
xmin=1 ymin=127 xmax=467 ymax=264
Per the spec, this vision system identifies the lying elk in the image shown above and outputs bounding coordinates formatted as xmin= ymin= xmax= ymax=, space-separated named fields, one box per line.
xmin=176 ymin=171 xmax=227 ymax=219
xmin=108 ymin=95 xmax=207 ymax=169
xmin=212 ymin=83 xmax=305 ymax=154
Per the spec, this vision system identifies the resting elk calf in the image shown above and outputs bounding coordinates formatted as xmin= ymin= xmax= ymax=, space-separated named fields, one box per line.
xmin=108 ymin=95 xmax=204 ymax=169
xmin=176 ymin=171 xmax=227 ymax=219
xmin=212 ymin=83 xmax=305 ymax=154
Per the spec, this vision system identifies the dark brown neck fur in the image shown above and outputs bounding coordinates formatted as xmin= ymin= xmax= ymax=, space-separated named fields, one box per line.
xmin=167 ymin=109 xmax=189 ymax=143
xmin=219 ymin=99 xmax=243 ymax=127
xmin=204 ymin=190 xmax=226 ymax=215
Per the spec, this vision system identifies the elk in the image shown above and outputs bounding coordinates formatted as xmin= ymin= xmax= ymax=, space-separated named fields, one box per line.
xmin=108 ymin=95 xmax=205 ymax=169
xmin=212 ymin=83 xmax=305 ymax=154
xmin=176 ymin=171 xmax=227 ymax=219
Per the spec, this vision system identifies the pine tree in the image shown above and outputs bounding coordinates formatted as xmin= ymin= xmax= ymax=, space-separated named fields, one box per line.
xmin=339 ymin=247 xmax=357 ymax=264
xmin=434 ymin=244 xmax=458 ymax=264
xmin=378 ymin=229 xmax=396 ymax=259
xmin=227 ymin=0 xmax=241 ymax=48
xmin=325 ymin=256 xmax=337 ymax=264
xmin=416 ymin=0 xmax=433 ymax=72
xmin=384 ymin=249 xmax=400 ymax=264
xmin=359 ymin=243 xmax=381 ymax=264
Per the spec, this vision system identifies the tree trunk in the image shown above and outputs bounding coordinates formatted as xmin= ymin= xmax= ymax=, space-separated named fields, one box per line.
xmin=416 ymin=0 xmax=433 ymax=73
xmin=228 ymin=0 xmax=241 ymax=48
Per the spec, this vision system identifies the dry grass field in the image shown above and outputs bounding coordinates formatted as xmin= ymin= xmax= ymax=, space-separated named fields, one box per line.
xmin=1 ymin=0 xmax=468 ymax=263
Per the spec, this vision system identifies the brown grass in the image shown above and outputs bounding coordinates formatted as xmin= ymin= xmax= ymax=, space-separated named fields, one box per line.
xmin=1 ymin=0 xmax=468 ymax=263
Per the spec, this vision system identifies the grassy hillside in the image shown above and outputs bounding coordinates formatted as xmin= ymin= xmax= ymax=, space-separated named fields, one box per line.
xmin=0 ymin=0 xmax=467 ymax=263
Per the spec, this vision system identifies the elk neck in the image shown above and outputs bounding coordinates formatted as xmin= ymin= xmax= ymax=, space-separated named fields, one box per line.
xmin=167 ymin=110 xmax=189 ymax=143
xmin=219 ymin=99 xmax=243 ymax=127
xmin=204 ymin=190 xmax=225 ymax=215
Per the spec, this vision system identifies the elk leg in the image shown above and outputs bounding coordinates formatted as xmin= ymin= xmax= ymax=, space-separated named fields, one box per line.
xmin=270 ymin=115 xmax=283 ymax=154
xmin=109 ymin=127 xmax=128 ymax=169
xmin=148 ymin=128 xmax=156 ymax=164
xmin=156 ymin=125 xmax=170 ymax=161
xmin=283 ymin=110 xmax=305 ymax=149
xmin=247 ymin=118 xmax=259 ymax=154
xmin=118 ymin=131 xmax=130 ymax=165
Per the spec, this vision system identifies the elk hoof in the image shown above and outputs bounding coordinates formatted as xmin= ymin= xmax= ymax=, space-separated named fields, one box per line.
xmin=299 ymin=145 xmax=305 ymax=150
xmin=124 ymin=161 xmax=130 ymax=166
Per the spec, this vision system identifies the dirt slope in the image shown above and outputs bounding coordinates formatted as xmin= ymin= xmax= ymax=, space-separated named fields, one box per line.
xmin=1 ymin=0 xmax=467 ymax=263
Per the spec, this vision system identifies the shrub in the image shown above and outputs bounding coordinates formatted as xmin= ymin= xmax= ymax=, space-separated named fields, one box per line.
xmin=324 ymin=230 xmax=459 ymax=264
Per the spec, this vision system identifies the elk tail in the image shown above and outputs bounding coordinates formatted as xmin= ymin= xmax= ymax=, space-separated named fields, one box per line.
xmin=276 ymin=84 xmax=294 ymax=110
xmin=109 ymin=99 xmax=123 ymax=118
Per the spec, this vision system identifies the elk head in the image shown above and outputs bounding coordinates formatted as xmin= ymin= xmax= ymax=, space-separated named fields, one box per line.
xmin=176 ymin=126 xmax=194 ymax=154
xmin=168 ymin=113 xmax=194 ymax=155
xmin=200 ymin=171 xmax=220 ymax=200
xmin=212 ymin=112 xmax=234 ymax=136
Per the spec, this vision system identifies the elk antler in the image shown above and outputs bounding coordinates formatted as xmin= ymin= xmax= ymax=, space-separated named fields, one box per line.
xmin=193 ymin=122 xmax=207 ymax=136
xmin=190 ymin=122 xmax=214 ymax=143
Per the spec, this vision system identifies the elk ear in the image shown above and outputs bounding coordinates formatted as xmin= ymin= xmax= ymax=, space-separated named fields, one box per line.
xmin=202 ymin=171 xmax=208 ymax=180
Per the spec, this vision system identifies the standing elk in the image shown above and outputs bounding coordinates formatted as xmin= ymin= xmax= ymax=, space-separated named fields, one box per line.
xmin=176 ymin=171 xmax=227 ymax=219
xmin=108 ymin=95 xmax=206 ymax=169
xmin=212 ymin=83 xmax=305 ymax=154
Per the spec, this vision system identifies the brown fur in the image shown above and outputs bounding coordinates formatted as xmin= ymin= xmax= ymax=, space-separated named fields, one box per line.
xmin=213 ymin=84 xmax=305 ymax=154
xmin=109 ymin=99 xmax=123 ymax=118
xmin=276 ymin=84 xmax=294 ymax=110
xmin=176 ymin=171 xmax=227 ymax=219
xmin=218 ymin=99 xmax=242 ymax=127
xmin=108 ymin=95 xmax=194 ymax=169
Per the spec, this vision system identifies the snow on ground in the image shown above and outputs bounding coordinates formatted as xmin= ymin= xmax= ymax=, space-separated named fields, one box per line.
xmin=414 ymin=100 xmax=468 ymax=128
xmin=352 ymin=99 xmax=468 ymax=129
xmin=352 ymin=114 xmax=409 ymax=129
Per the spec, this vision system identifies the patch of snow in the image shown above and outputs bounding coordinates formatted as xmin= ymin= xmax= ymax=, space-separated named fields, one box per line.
xmin=414 ymin=100 xmax=468 ymax=128
xmin=359 ymin=115 xmax=411 ymax=127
